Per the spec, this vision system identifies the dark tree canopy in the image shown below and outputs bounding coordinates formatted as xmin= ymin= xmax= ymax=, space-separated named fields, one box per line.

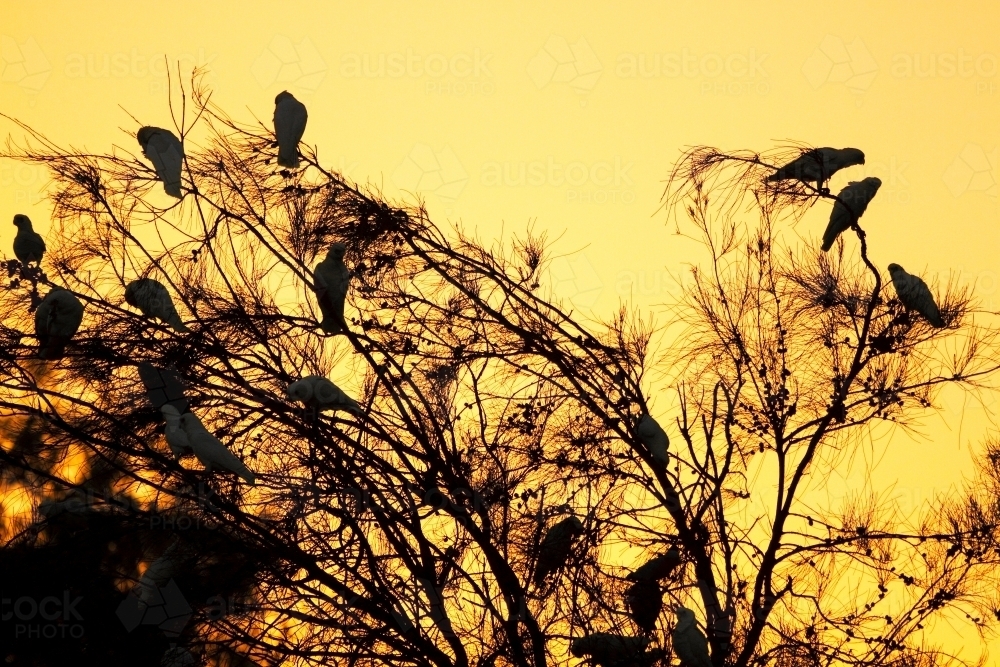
xmin=2 ymin=75 xmax=1000 ymax=667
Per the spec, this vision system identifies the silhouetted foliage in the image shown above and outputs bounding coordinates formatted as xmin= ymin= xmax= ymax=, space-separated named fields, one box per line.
xmin=2 ymin=73 xmax=1000 ymax=667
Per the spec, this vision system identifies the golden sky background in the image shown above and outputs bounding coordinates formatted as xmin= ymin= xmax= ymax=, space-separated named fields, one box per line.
xmin=1 ymin=0 xmax=999 ymax=657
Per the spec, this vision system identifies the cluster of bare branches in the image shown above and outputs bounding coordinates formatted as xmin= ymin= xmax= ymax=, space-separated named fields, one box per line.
xmin=2 ymin=73 xmax=999 ymax=667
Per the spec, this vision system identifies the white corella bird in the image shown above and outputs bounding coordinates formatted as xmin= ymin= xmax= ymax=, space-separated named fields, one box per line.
xmin=534 ymin=515 xmax=585 ymax=586
xmin=274 ymin=90 xmax=308 ymax=168
xmin=178 ymin=411 xmax=256 ymax=484
xmin=888 ymin=263 xmax=945 ymax=328
xmin=125 ymin=278 xmax=190 ymax=332
xmin=822 ymin=177 xmax=882 ymax=252
xmin=161 ymin=405 xmax=194 ymax=458
xmin=34 ymin=288 xmax=85 ymax=360
xmin=286 ymin=375 xmax=363 ymax=415
xmin=135 ymin=539 xmax=183 ymax=611
xmin=767 ymin=147 xmax=865 ymax=193
xmin=137 ymin=126 xmax=184 ymax=199
xmin=672 ymin=606 xmax=712 ymax=667
xmin=636 ymin=414 xmax=669 ymax=464
xmin=312 ymin=242 xmax=350 ymax=334
xmin=12 ymin=214 xmax=46 ymax=265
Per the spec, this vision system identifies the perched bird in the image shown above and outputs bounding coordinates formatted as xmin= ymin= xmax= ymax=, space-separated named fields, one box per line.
xmin=135 ymin=539 xmax=183 ymax=611
xmin=286 ymin=375 xmax=363 ymax=415
xmin=767 ymin=147 xmax=865 ymax=193
xmin=274 ymin=91 xmax=308 ymax=168
xmin=672 ymin=607 xmax=712 ymax=667
xmin=161 ymin=646 xmax=196 ymax=667
xmin=570 ymin=634 xmax=650 ymax=667
xmin=533 ymin=515 xmax=585 ymax=586
xmin=312 ymin=242 xmax=350 ymax=334
xmin=179 ymin=411 xmax=257 ymax=484
xmin=12 ymin=214 xmax=46 ymax=264
xmin=138 ymin=362 xmax=189 ymax=413
xmin=38 ymin=494 xmax=89 ymax=519
xmin=636 ymin=414 xmax=669 ymax=464
xmin=34 ymin=288 xmax=84 ymax=360
xmin=125 ymin=278 xmax=190 ymax=332
xmin=161 ymin=405 xmax=194 ymax=458
xmin=137 ymin=126 xmax=184 ymax=198
xmin=822 ymin=177 xmax=882 ymax=252
xmin=888 ymin=263 xmax=945 ymax=328
xmin=626 ymin=547 xmax=682 ymax=583
xmin=627 ymin=580 xmax=663 ymax=633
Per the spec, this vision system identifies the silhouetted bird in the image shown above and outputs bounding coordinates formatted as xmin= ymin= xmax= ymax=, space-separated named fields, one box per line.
xmin=125 ymin=278 xmax=190 ymax=332
xmin=627 ymin=580 xmax=663 ymax=633
xmin=767 ymin=147 xmax=865 ymax=193
xmin=274 ymin=90 xmax=308 ymax=169
xmin=312 ymin=242 xmax=350 ymax=334
xmin=626 ymin=547 xmax=682 ymax=583
xmin=287 ymin=374 xmax=363 ymax=415
xmin=534 ymin=515 xmax=584 ymax=585
xmin=12 ymin=213 xmax=45 ymax=264
xmin=137 ymin=126 xmax=184 ymax=198
xmin=179 ymin=411 xmax=256 ymax=484
xmin=888 ymin=263 xmax=945 ymax=328
xmin=822 ymin=177 xmax=881 ymax=252
xmin=35 ymin=287 xmax=84 ymax=360
xmin=672 ymin=606 xmax=712 ymax=667
xmin=636 ymin=414 xmax=669 ymax=464
xmin=570 ymin=634 xmax=650 ymax=666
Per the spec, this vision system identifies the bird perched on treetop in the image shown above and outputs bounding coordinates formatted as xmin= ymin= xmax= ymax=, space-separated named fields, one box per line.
xmin=533 ymin=515 xmax=585 ymax=586
xmin=34 ymin=288 xmax=84 ymax=360
xmin=570 ymin=634 xmax=650 ymax=666
xmin=766 ymin=147 xmax=865 ymax=194
xmin=178 ymin=411 xmax=256 ymax=484
xmin=888 ymin=263 xmax=945 ymax=328
xmin=274 ymin=91 xmax=308 ymax=169
xmin=672 ymin=606 xmax=712 ymax=667
xmin=312 ymin=242 xmax=350 ymax=335
xmin=12 ymin=214 xmax=46 ymax=265
xmin=137 ymin=126 xmax=184 ymax=199
xmin=125 ymin=278 xmax=190 ymax=332
xmin=636 ymin=414 xmax=669 ymax=464
xmin=626 ymin=546 xmax=682 ymax=583
xmin=822 ymin=177 xmax=882 ymax=252
xmin=286 ymin=375 xmax=363 ymax=415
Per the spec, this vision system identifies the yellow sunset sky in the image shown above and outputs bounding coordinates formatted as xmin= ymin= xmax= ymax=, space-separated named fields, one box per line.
xmin=1 ymin=0 xmax=999 ymax=659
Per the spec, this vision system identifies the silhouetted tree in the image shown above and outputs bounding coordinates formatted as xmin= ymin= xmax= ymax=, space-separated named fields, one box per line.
xmin=2 ymin=74 xmax=999 ymax=667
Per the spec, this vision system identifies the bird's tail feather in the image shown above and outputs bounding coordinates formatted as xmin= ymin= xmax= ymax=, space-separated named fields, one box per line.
xmin=277 ymin=150 xmax=300 ymax=169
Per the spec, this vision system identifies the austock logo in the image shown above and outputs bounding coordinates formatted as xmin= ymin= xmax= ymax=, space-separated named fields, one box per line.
xmin=2 ymin=591 xmax=85 ymax=639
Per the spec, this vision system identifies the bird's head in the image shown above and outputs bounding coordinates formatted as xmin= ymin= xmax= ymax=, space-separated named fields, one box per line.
xmin=565 ymin=516 xmax=585 ymax=533
xmin=887 ymin=263 xmax=903 ymax=276
xmin=123 ymin=280 xmax=142 ymax=308
xmin=161 ymin=404 xmax=181 ymax=421
xmin=136 ymin=126 xmax=157 ymax=148
xmin=179 ymin=412 xmax=200 ymax=430
xmin=328 ymin=242 xmax=347 ymax=261
xmin=12 ymin=214 xmax=31 ymax=229
xmin=286 ymin=379 xmax=314 ymax=402
xmin=843 ymin=148 xmax=865 ymax=166
xmin=569 ymin=638 xmax=587 ymax=658
xmin=675 ymin=605 xmax=696 ymax=623
xmin=864 ymin=176 xmax=882 ymax=192
xmin=275 ymin=90 xmax=295 ymax=105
